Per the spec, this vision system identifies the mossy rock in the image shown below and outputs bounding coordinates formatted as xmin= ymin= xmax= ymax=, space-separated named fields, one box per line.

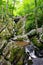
xmin=3 ymin=41 xmax=16 ymax=57
xmin=0 ymin=28 xmax=11 ymax=39
xmin=16 ymin=20 xmax=23 ymax=29
xmin=16 ymin=57 xmax=23 ymax=65
xmin=7 ymin=18 xmax=15 ymax=35
xmin=0 ymin=18 xmax=16 ymax=40
xmin=6 ymin=46 xmax=24 ymax=63
xmin=6 ymin=46 xmax=21 ymax=62
xmin=2 ymin=40 xmax=24 ymax=63
xmin=0 ymin=21 xmax=5 ymax=32
xmin=28 ymin=60 xmax=33 ymax=65
xmin=16 ymin=19 xmax=23 ymax=35
xmin=16 ymin=27 xmax=23 ymax=35
xmin=0 ymin=38 xmax=7 ymax=53
xmin=28 ymin=29 xmax=37 ymax=38
xmin=40 ymin=34 xmax=43 ymax=43
xmin=0 ymin=55 xmax=11 ymax=65
xmin=31 ymin=36 xmax=43 ymax=49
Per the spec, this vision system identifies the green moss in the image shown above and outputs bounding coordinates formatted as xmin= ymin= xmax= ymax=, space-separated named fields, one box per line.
xmin=0 ymin=21 xmax=5 ymax=32
xmin=14 ymin=48 xmax=24 ymax=61
xmin=8 ymin=47 xmax=21 ymax=62
xmin=16 ymin=20 xmax=23 ymax=29
xmin=41 ymin=35 xmax=43 ymax=39
xmin=0 ymin=28 xmax=11 ymax=39
xmin=17 ymin=28 xmax=23 ymax=35
xmin=16 ymin=58 xmax=23 ymax=65
xmin=31 ymin=36 xmax=43 ymax=49
xmin=41 ymin=34 xmax=43 ymax=40
xmin=0 ymin=38 xmax=7 ymax=52
xmin=7 ymin=47 xmax=24 ymax=63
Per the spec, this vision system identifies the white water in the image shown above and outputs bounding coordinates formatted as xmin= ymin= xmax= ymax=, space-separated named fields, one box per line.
xmin=30 ymin=51 xmax=37 ymax=58
xmin=25 ymin=46 xmax=37 ymax=59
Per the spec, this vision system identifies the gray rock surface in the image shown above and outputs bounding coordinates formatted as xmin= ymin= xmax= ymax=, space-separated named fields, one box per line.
xmin=32 ymin=58 xmax=43 ymax=65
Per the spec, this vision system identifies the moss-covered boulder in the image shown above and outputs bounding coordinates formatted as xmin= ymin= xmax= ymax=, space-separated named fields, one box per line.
xmin=40 ymin=34 xmax=43 ymax=43
xmin=2 ymin=40 xmax=25 ymax=64
xmin=16 ymin=19 xmax=23 ymax=35
xmin=28 ymin=29 xmax=37 ymax=38
xmin=0 ymin=18 xmax=16 ymax=40
xmin=0 ymin=28 xmax=11 ymax=39
xmin=7 ymin=18 xmax=15 ymax=35
xmin=31 ymin=36 xmax=43 ymax=49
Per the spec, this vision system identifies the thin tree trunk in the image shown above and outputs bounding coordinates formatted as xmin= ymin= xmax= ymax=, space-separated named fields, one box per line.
xmin=35 ymin=0 xmax=38 ymax=33
xmin=6 ymin=0 xmax=8 ymax=15
xmin=2 ymin=5 xmax=3 ymax=21
xmin=12 ymin=0 xmax=15 ymax=16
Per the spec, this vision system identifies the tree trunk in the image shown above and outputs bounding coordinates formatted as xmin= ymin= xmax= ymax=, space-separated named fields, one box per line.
xmin=6 ymin=0 xmax=8 ymax=15
xmin=35 ymin=0 xmax=38 ymax=33
xmin=2 ymin=5 xmax=3 ymax=21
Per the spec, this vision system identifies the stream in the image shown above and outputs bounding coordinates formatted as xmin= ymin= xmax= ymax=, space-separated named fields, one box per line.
xmin=25 ymin=44 xmax=43 ymax=65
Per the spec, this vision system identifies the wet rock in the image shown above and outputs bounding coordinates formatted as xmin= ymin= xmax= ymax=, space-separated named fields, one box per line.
xmin=32 ymin=58 xmax=43 ymax=65
xmin=25 ymin=44 xmax=37 ymax=59
xmin=40 ymin=50 xmax=43 ymax=55
xmin=35 ymin=48 xmax=43 ymax=58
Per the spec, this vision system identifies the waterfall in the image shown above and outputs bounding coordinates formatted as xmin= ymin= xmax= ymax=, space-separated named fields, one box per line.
xmin=25 ymin=45 xmax=37 ymax=59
